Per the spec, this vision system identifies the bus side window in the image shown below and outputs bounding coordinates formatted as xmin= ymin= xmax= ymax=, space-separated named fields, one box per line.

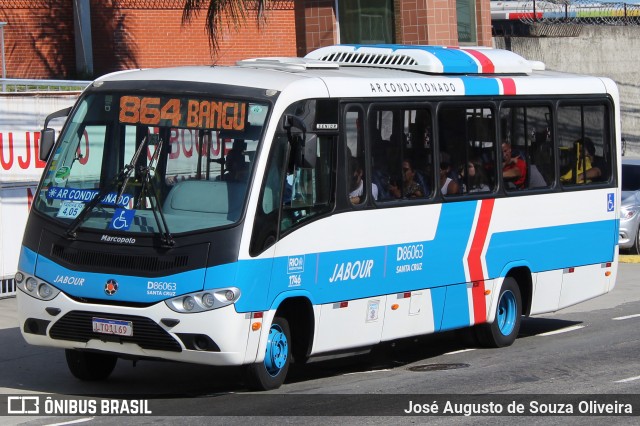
xmin=280 ymin=134 xmax=335 ymax=233
xmin=500 ymin=105 xmax=554 ymax=190
xmin=439 ymin=106 xmax=496 ymax=196
xmin=557 ymin=104 xmax=612 ymax=186
xmin=250 ymin=136 xmax=288 ymax=256
xmin=345 ymin=106 xmax=368 ymax=205
xmin=372 ymin=107 xmax=433 ymax=201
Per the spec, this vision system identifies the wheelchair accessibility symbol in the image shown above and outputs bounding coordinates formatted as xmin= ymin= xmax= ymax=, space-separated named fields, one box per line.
xmin=607 ymin=192 xmax=615 ymax=212
xmin=109 ymin=208 xmax=135 ymax=231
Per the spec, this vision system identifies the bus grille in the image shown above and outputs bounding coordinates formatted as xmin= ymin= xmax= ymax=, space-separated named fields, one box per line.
xmin=51 ymin=244 xmax=189 ymax=274
xmin=49 ymin=311 xmax=182 ymax=352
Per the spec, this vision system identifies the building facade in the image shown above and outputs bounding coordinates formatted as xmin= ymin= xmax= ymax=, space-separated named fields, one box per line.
xmin=0 ymin=0 xmax=492 ymax=79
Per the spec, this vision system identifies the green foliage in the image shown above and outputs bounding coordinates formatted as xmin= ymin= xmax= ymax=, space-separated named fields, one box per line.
xmin=182 ymin=0 xmax=268 ymax=53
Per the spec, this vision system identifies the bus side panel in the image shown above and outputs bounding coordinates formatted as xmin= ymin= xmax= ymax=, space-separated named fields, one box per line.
xmin=311 ymin=296 xmax=387 ymax=354
xmin=559 ymin=263 xmax=612 ymax=309
xmin=380 ymin=289 xmax=436 ymax=341
xmin=430 ymin=287 xmax=446 ymax=332
xmin=439 ymin=282 xmax=472 ymax=332
xmin=529 ymin=269 xmax=563 ymax=315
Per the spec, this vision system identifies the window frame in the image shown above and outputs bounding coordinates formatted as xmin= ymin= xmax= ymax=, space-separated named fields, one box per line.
xmin=555 ymin=98 xmax=616 ymax=191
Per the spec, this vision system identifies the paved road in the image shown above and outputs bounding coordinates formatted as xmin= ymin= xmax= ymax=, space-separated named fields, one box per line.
xmin=0 ymin=263 xmax=639 ymax=424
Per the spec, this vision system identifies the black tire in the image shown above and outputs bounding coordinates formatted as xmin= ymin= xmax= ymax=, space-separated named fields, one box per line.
xmin=246 ymin=317 xmax=291 ymax=391
xmin=475 ymin=277 xmax=522 ymax=348
xmin=631 ymin=228 xmax=640 ymax=255
xmin=65 ymin=349 xmax=117 ymax=381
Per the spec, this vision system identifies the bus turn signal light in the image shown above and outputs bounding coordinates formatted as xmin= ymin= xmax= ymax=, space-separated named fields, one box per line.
xmin=252 ymin=322 xmax=261 ymax=331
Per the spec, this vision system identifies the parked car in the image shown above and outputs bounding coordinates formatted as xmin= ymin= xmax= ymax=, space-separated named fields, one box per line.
xmin=620 ymin=159 xmax=640 ymax=254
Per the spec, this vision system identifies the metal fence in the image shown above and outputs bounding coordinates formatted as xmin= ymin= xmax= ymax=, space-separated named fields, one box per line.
xmin=1 ymin=78 xmax=91 ymax=94
xmin=492 ymin=0 xmax=640 ymax=26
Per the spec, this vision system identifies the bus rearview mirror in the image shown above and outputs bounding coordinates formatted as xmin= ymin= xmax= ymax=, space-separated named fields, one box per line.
xmin=39 ymin=128 xmax=56 ymax=161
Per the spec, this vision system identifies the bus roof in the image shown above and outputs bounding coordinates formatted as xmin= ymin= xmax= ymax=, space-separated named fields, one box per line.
xmin=92 ymin=45 xmax=613 ymax=99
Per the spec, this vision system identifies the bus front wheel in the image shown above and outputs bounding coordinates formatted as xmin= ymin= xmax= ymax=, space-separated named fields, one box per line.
xmin=65 ymin=349 xmax=117 ymax=381
xmin=475 ymin=277 xmax=522 ymax=348
xmin=246 ymin=316 xmax=291 ymax=391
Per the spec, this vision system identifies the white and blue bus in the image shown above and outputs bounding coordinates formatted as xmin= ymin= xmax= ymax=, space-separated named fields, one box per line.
xmin=15 ymin=45 xmax=620 ymax=390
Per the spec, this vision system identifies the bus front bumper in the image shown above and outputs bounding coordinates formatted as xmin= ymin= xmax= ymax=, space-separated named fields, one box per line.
xmin=16 ymin=289 xmax=263 ymax=367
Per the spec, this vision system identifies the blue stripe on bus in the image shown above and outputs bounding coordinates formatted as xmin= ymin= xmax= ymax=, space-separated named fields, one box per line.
xmin=18 ymin=213 xmax=616 ymax=321
xmin=19 ymin=247 xmax=37 ymax=275
xmin=348 ymin=44 xmax=480 ymax=73
xmin=32 ymin=250 xmax=210 ymax=303
xmin=485 ymin=219 xmax=617 ymax=277
xmin=440 ymin=283 xmax=470 ymax=331
xmin=460 ymin=77 xmax=501 ymax=95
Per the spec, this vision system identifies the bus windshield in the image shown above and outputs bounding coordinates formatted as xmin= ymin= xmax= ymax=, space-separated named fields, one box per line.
xmin=34 ymin=92 xmax=269 ymax=235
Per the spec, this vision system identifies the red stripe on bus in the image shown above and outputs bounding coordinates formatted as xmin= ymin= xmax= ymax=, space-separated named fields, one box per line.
xmin=468 ymin=199 xmax=495 ymax=324
xmin=500 ymin=78 xmax=516 ymax=95
xmin=464 ymin=49 xmax=495 ymax=74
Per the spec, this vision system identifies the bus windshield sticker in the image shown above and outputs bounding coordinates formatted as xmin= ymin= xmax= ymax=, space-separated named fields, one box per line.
xmin=109 ymin=208 xmax=135 ymax=231
xmin=118 ymin=96 xmax=247 ymax=131
xmin=53 ymin=166 xmax=71 ymax=184
xmin=46 ymin=186 xmax=132 ymax=207
xmin=56 ymin=200 xmax=84 ymax=219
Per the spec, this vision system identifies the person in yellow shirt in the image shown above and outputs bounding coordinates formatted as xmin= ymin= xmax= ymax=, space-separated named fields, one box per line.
xmin=561 ymin=138 xmax=602 ymax=184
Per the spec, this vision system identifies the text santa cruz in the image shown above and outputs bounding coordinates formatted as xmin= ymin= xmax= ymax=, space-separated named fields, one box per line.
xmin=369 ymin=80 xmax=458 ymax=95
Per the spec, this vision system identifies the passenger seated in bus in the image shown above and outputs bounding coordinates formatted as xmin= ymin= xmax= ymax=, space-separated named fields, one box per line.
xmin=560 ymin=138 xmax=604 ymax=184
xmin=528 ymin=164 xmax=547 ymax=188
xmin=389 ymin=159 xmax=424 ymax=199
xmin=349 ymin=158 xmax=378 ymax=204
xmin=439 ymin=160 xmax=460 ymax=195
xmin=502 ymin=142 xmax=526 ymax=189
xmin=221 ymin=139 xmax=248 ymax=182
xmin=371 ymin=143 xmax=392 ymax=200
xmin=459 ymin=160 xmax=490 ymax=193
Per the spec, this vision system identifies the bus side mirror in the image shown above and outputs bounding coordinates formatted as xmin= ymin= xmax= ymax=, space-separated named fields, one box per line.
xmin=39 ymin=106 xmax=73 ymax=161
xmin=39 ymin=128 xmax=56 ymax=161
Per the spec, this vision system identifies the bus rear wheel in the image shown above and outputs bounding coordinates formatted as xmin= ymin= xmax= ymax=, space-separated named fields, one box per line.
xmin=475 ymin=277 xmax=522 ymax=348
xmin=65 ymin=349 xmax=117 ymax=381
xmin=246 ymin=316 xmax=291 ymax=391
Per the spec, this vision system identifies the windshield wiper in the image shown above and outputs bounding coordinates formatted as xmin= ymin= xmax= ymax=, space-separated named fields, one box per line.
xmin=136 ymin=137 xmax=175 ymax=247
xmin=66 ymin=136 xmax=148 ymax=239
xmin=66 ymin=135 xmax=174 ymax=247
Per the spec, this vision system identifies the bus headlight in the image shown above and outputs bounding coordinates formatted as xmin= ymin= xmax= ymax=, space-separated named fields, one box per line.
xmin=201 ymin=292 xmax=215 ymax=308
xmin=26 ymin=277 xmax=38 ymax=292
xmin=38 ymin=283 xmax=53 ymax=299
xmin=16 ymin=272 xmax=60 ymax=301
xmin=183 ymin=296 xmax=196 ymax=311
xmin=165 ymin=287 xmax=241 ymax=313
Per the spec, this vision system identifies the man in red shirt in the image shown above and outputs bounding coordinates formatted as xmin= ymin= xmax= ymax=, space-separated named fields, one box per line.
xmin=502 ymin=142 xmax=527 ymax=189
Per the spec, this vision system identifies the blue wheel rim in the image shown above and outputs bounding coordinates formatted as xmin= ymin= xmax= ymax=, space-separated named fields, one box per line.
xmin=497 ymin=290 xmax=517 ymax=336
xmin=264 ymin=324 xmax=288 ymax=377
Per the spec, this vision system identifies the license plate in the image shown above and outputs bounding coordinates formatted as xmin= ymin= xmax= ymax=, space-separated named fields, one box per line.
xmin=56 ymin=200 xmax=84 ymax=219
xmin=92 ymin=317 xmax=133 ymax=337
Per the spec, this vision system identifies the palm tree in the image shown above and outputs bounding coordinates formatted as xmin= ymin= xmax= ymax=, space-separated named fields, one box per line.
xmin=182 ymin=0 xmax=269 ymax=53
